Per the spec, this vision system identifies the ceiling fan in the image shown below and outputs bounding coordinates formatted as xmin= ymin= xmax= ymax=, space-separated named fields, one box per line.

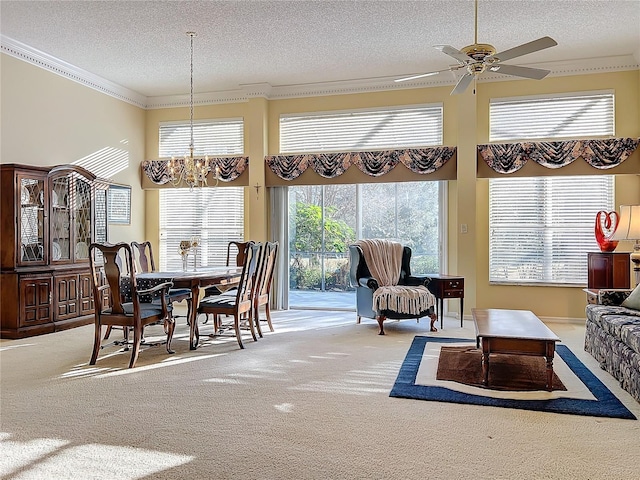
xmin=396 ymin=0 xmax=558 ymax=94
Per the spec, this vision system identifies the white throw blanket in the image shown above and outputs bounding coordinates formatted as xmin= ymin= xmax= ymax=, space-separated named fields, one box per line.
xmin=355 ymin=239 xmax=435 ymax=316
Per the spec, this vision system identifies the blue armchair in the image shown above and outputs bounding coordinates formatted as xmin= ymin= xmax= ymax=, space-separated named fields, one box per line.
xmin=348 ymin=243 xmax=437 ymax=335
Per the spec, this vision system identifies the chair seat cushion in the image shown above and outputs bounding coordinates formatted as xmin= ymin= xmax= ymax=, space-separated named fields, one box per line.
xmin=107 ymin=302 xmax=172 ymax=319
xmin=168 ymin=288 xmax=191 ymax=300
xmin=199 ymin=295 xmax=236 ymax=311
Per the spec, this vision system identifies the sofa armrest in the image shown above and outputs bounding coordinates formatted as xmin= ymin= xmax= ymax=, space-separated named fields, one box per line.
xmin=598 ymin=289 xmax=633 ymax=306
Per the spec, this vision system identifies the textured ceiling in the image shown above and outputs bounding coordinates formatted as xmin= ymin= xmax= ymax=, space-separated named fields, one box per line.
xmin=1 ymin=0 xmax=639 ymax=99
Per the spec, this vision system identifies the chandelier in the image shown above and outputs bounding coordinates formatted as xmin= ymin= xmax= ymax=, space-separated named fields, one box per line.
xmin=166 ymin=32 xmax=214 ymax=189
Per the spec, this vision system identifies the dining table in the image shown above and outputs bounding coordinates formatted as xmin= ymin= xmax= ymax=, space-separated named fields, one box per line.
xmin=135 ymin=266 xmax=242 ymax=350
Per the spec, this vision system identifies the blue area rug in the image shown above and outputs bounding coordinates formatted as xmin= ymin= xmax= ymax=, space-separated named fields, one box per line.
xmin=390 ymin=336 xmax=636 ymax=420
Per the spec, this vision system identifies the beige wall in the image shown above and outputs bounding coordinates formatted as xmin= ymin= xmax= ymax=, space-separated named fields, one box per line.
xmin=5 ymin=50 xmax=639 ymax=321
xmin=1 ymin=53 xmax=147 ymax=244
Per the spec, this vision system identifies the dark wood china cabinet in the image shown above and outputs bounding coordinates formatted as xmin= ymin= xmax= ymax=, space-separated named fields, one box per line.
xmin=1 ymin=164 xmax=108 ymax=338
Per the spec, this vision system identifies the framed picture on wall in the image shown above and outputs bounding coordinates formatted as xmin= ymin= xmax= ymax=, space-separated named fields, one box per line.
xmin=107 ymin=184 xmax=131 ymax=225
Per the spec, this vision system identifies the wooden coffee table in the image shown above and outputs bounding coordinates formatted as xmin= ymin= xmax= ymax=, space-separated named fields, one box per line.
xmin=472 ymin=308 xmax=561 ymax=391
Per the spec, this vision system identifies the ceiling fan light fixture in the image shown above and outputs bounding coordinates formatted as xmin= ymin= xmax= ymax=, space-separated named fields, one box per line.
xmin=394 ymin=0 xmax=558 ymax=94
xmin=460 ymin=43 xmax=496 ymax=61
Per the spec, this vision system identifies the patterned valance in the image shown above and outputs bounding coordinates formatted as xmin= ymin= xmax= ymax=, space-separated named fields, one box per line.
xmin=265 ymin=147 xmax=455 ymax=181
xmin=142 ymin=157 xmax=249 ymax=185
xmin=479 ymin=138 xmax=639 ymax=174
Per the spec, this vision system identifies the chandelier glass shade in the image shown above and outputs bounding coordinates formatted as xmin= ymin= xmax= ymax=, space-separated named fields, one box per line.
xmin=166 ymin=32 xmax=214 ymax=190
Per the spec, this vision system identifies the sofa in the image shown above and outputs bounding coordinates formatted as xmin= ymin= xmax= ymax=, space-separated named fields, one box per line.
xmin=584 ymin=289 xmax=640 ymax=402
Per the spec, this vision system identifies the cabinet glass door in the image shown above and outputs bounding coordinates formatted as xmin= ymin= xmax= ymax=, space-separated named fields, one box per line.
xmin=50 ymin=177 xmax=71 ymax=261
xmin=74 ymin=177 xmax=92 ymax=261
xmin=19 ymin=175 xmax=45 ymax=264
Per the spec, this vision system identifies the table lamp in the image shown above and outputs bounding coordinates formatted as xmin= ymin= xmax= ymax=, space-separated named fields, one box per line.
xmin=610 ymin=205 xmax=640 ymax=285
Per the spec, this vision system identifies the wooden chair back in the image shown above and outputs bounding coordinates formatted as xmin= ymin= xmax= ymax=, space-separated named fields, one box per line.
xmin=253 ymin=241 xmax=278 ymax=335
xmin=255 ymin=241 xmax=278 ymax=304
xmin=227 ymin=241 xmax=254 ymax=267
xmin=131 ymin=240 xmax=156 ymax=273
xmin=236 ymin=242 xmax=262 ymax=308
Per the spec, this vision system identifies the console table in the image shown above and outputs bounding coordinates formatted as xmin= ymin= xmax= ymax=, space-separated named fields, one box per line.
xmin=425 ymin=274 xmax=464 ymax=329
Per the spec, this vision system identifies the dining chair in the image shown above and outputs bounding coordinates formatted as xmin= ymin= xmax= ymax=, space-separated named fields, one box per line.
xmin=130 ymin=240 xmax=192 ymax=311
xmin=202 ymin=240 xmax=254 ymax=297
xmin=103 ymin=240 xmax=192 ymax=340
xmin=253 ymin=241 xmax=279 ymax=338
xmin=88 ymin=242 xmax=175 ymax=368
xmin=197 ymin=242 xmax=262 ymax=349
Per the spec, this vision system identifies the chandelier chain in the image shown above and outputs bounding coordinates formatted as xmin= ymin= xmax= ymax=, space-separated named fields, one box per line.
xmin=189 ymin=32 xmax=195 ymax=152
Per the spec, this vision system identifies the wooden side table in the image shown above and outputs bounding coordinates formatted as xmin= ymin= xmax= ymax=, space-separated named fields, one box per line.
xmin=425 ymin=274 xmax=464 ymax=329
xmin=587 ymin=252 xmax=630 ymax=289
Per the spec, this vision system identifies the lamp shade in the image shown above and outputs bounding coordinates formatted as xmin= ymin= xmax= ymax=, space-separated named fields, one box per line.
xmin=610 ymin=205 xmax=640 ymax=241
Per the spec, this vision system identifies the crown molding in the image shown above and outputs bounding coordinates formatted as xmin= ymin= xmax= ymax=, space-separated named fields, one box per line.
xmin=3 ymin=34 xmax=638 ymax=110
xmin=1 ymin=35 xmax=148 ymax=108
xmin=478 ymin=54 xmax=640 ymax=84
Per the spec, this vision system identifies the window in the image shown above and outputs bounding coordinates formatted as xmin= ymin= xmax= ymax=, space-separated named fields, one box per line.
xmin=159 ymin=188 xmax=244 ymax=271
xmin=281 ymin=106 xmax=444 ymax=301
xmin=489 ymin=91 xmax=615 ymax=286
xmin=490 ymin=92 xmax=614 ymax=142
xmin=489 ymin=176 xmax=614 ymax=285
xmin=158 ymin=119 xmax=244 ymax=270
xmin=159 ymin=119 xmax=243 ymax=156
xmin=280 ymin=104 xmax=443 ymax=153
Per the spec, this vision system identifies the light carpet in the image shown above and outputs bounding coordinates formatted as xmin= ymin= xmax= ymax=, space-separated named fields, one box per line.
xmin=1 ymin=310 xmax=640 ymax=479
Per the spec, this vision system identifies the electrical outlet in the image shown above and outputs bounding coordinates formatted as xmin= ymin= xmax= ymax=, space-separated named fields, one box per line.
xmin=460 ymin=224 xmax=468 ymax=234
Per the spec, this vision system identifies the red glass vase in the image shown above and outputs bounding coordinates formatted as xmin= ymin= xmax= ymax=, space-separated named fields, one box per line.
xmin=595 ymin=210 xmax=619 ymax=252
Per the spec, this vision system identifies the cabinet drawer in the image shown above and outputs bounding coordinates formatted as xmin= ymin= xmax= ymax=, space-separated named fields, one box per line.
xmin=443 ymin=289 xmax=464 ymax=298
xmin=444 ymin=279 xmax=463 ymax=290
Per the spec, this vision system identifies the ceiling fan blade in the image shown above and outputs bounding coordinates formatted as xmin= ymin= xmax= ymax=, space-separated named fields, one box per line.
xmin=395 ymin=68 xmax=458 ymax=83
xmin=487 ymin=63 xmax=551 ymax=80
xmin=487 ymin=36 xmax=557 ymax=63
xmin=451 ymin=73 xmax=474 ymax=95
xmin=395 ymin=71 xmax=440 ymax=83
xmin=434 ymin=45 xmax=473 ymax=64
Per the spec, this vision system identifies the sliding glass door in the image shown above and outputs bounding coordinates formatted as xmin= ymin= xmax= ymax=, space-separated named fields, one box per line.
xmin=288 ymin=181 xmax=442 ymax=308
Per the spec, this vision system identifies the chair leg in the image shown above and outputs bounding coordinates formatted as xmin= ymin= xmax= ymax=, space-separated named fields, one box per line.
xmin=123 ymin=327 xmax=130 ymax=351
xmin=165 ymin=317 xmax=176 ymax=354
xmin=129 ymin=325 xmax=143 ymax=368
xmin=103 ymin=325 xmax=112 ymax=340
xmin=90 ymin=323 xmax=102 ymax=365
xmin=247 ymin=310 xmax=258 ymax=342
xmin=265 ymin=303 xmax=274 ymax=332
xmin=429 ymin=313 xmax=438 ymax=332
xmin=254 ymin=305 xmax=263 ymax=338
xmin=376 ymin=315 xmax=386 ymax=335
xmin=356 ymin=315 xmax=361 ymax=324
xmin=233 ymin=313 xmax=244 ymax=349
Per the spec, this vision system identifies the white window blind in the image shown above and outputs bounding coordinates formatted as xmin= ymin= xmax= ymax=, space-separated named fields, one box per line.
xmin=159 ymin=188 xmax=244 ymax=271
xmin=490 ymin=92 xmax=614 ymax=142
xmin=158 ymin=119 xmax=244 ymax=270
xmin=280 ymin=105 xmax=443 ymax=153
xmin=159 ymin=119 xmax=244 ymax=156
xmin=489 ymin=176 xmax=614 ymax=285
